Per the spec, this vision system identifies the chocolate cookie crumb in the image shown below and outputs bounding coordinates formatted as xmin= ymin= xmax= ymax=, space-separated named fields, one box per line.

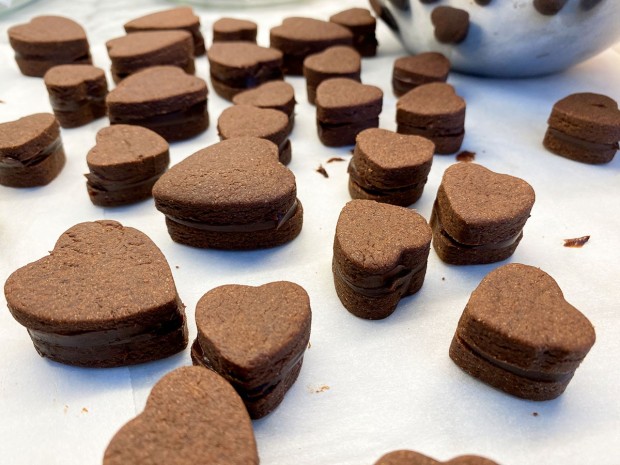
xmin=327 ymin=157 xmax=345 ymax=163
xmin=431 ymin=6 xmax=470 ymax=44
xmin=456 ymin=150 xmax=476 ymax=162
xmin=563 ymin=236 xmax=590 ymax=248
xmin=316 ymin=165 xmax=329 ymax=178
xmin=533 ymin=412 xmax=539 ymax=417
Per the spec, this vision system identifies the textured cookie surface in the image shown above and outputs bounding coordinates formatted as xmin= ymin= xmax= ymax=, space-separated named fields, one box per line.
xmin=104 ymin=366 xmax=258 ymax=465
xmin=375 ymin=449 xmax=500 ymax=465
xmin=316 ymin=78 xmax=383 ymax=122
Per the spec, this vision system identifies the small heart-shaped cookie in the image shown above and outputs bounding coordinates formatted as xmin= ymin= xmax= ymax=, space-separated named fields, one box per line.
xmin=152 ymin=137 xmax=302 ymax=250
xmin=430 ymin=162 xmax=535 ymax=265
xmin=392 ymin=52 xmax=450 ymax=96
xmin=397 ymin=82 xmax=465 ymax=154
xmin=106 ymin=30 xmax=195 ymax=83
xmin=329 ymin=8 xmax=378 ymax=57
xmin=106 ymin=66 xmax=209 ymax=141
xmin=316 ymin=78 xmax=383 ymax=147
xmin=270 ymin=17 xmax=353 ymax=75
xmin=333 ymin=200 xmax=432 ymax=319
xmin=103 ymin=366 xmax=258 ymax=465
xmin=430 ymin=6 xmax=470 ymax=44
xmin=8 ymin=15 xmax=92 ymax=77
xmin=375 ymin=450 xmax=500 ymax=465
xmin=450 ymin=263 xmax=596 ymax=400
xmin=191 ymin=281 xmax=311 ymax=419
xmin=349 ymin=128 xmax=434 ymax=206
xmin=207 ymin=42 xmax=283 ymax=100
xmin=4 ymin=220 xmax=187 ymax=367
xmin=213 ymin=17 xmax=258 ymax=43
xmin=85 ymin=125 xmax=169 ymax=207
xmin=0 ymin=113 xmax=65 ymax=188
xmin=303 ymin=45 xmax=361 ymax=104
xmin=232 ymin=80 xmax=296 ymax=124
xmin=124 ymin=7 xmax=205 ymax=55
xmin=218 ymin=104 xmax=292 ymax=165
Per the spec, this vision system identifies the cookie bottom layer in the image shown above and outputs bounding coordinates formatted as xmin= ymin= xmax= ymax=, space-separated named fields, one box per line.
xmin=449 ymin=334 xmax=572 ymax=401
xmin=27 ymin=304 xmax=188 ymax=368
xmin=318 ymin=117 xmax=379 ymax=147
xmin=0 ymin=139 xmax=66 ymax=188
xmin=397 ymin=123 xmax=464 ymax=154
xmin=163 ymin=199 xmax=303 ymax=250
xmin=543 ymin=126 xmax=617 ymax=164
xmin=190 ymin=339 xmax=303 ymax=419
xmin=348 ymin=178 xmax=426 ymax=207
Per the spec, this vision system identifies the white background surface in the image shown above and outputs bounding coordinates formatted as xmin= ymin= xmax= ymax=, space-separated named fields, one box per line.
xmin=1 ymin=1 xmax=620 ymax=464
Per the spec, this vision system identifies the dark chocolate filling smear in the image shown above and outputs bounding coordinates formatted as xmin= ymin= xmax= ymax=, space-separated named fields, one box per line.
xmin=49 ymin=90 xmax=107 ymax=112
xmin=334 ymin=259 xmax=427 ymax=298
xmin=86 ymin=169 xmax=166 ymax=193
xmin=166 ymin=199 xmax=298 ymax=233
xmin=547 ymin=127 xmax=619 ymax=151
xmin=110 ymin=99 xmax=207 ymax=130
xmin=348 ymin=158 xmax=426 ymax=194
xmin=456 ymin=335 xmax=574 ymax=383
xmin=191 ymin=338 xmax=305 ymax=401
xmin=432 ymin=200 xmax=523 ymax=251
xmin=28 ymin=310 xmax=185 ymax=350
xmin=397 ymin=123 xmax=464 ymax=139
xmin=0 ymin=138 xmax=62 ymax=168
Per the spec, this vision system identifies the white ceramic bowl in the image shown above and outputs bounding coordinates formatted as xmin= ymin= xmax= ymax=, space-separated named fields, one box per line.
xmin=370 ymin=0 xmax=620 ymax=77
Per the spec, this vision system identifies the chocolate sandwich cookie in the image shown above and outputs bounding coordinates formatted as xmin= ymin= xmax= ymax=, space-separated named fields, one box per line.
xmin=207 ymin=41 xmax=283 ymax=101
xmin=3 ymin=220 xmax=187 ymax=368
xmin=104 ymin=366 xmax=258 ymax=465
xmin=106 ymin=66 xmax=208 ymax=142
xmin=392 ymin=52 xmax=450 ymax=97
xmin=232 ymin=81 xmax=296 ymax=126
xmin=0 ymin=113 xmax=65 ymax=188
xmin=397 ymin=82 xmax=466 ymax=154
xmin=124 ymin=6 xmax=205 ymax=55
xmin=7 ymin=15 xmax=92 ymax=77
xmin=348 ymin=128 xmax=434 ymax=206
xmin=213 ymin=17 xmax=258 ymax=43
xmin=86 ymin=125 xmax=169 ymax=207
xmin=430 ymin=163 xmax=535 ymax=265
xmin=333 ymin=200 xmax=432 ymax=319
xmin=106 ymin=30 xmax=194 ymax=83
xmin=450 ymin=263 xmax=596 ymax=400
xmin=543 ymin=92 xmax=620 ymax=164
xmin=43 ymin=64 xmax=108 ymax=128
xmin=329 ymin=8 xmax=378 ymax=57
xmin=192 ymin=282 xmax=311 ymax=419
xmin=374 ymin=450 xmax=500 ymax=465
xmin=152 ymin=137 xmax=302 ymax=250
xmin=270 ymin=17 xmax=353 ymax=75
xmin=218 ymin=105 xmax=292 ymax=165
xmin=303 ymin=45 xmax=361 ymax=105
xmin=316 ymin=78 xmax=383 ymax=147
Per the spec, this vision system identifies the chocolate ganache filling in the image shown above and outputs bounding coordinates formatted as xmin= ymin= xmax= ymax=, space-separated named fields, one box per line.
xmin=0 ymin=138 xmax=63 ymax=168
xmin=110 ymin=99 xmax=207 ymax=130
xmin=348 ymin=158 xmax=426 ymax=194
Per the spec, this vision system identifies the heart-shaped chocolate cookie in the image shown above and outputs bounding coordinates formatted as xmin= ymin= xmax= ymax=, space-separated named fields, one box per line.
xmin=430 ymin=162 xmax=535 ymax=265
xmin=212 ymin=17 xmax=258 ymax=43
xmin=430 ymin=6 xmax=470 ymax=44
xmin=303 ymin=45 xmax=361 ymax=104
xmin=333 ymin=199 xmax=432 ymax=319
xmin=450 ymin=263 xmax=596 ymax=400
xmin=375 ymin=450 xmax=500 ymax=465
xmin=329 ymin=8 xmax=378 ymax=57
xmin=152 ymin=137 xmax=302 ymax=250
xmin=192 ymin=281 xmax=311 ymax=419
xmin=8 ymin=15 xmax=92 ymax=77
xmin=392 ymin=52 xmax=450 ymax=96
xmin=232 ymin=80 xmax=296 ymax=124
xmin=4 ymin=220 xmax=187 ymax=368
xmin=103 ymin=366 xmax=258 ymax=465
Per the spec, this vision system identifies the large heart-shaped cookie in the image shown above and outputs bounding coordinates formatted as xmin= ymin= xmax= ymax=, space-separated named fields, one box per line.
xmin=450 ymin=263 xmax=596 ymax=400
xmin=152 ymin=137 xmax=302 ymax=249
xmin=430 ymin=162 xmax=535 ymax=264
xmin=103 ymin=366 xmax=258 ymax=465
xmin=333 ymin=199 xmax=431 ymax=319
xmin=192 ymin=281 xmax=311 ymax=419
xmin=4 ymin=220 xmax=187 ymax=368
xmin=375 ymin=450 xmax=500 ymax=465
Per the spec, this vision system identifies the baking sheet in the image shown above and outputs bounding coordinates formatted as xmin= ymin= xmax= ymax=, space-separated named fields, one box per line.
xmin=1 ymin=0 xmax=619 ymax=464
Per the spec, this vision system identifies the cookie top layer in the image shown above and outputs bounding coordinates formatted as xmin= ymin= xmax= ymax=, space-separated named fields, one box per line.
xmin=0 ymin=113 xmax=59 ymax=160
xmin=316 ymin=78 xmax=383 ymax=121
xmin=270 ymin=17 xmax=353 ymax=43
xmin=335 ymin=199 xmax=432 ymax=274
xmin=103 ymin=366 xmax=258 ymax=465
xmin=375 ymin=449 xmax=500 ymax=465
xmin=196 ymin=282 xmax=311 ymax=373
xmin=106 ymin=66 xmax=207 ymax=115
xmin=437 ymin=163 xmax=535 ymax=244
xmin=43 ymin=64 xmax=105 ymax=87
xmin=106 ymin=30 xmax=193 ymax=59
xmin=207 ymin=41 xmax=282 ymax=69
xmin=394 ymin=52 xmax=450 ymax=81
xmin=397 ymin=82 xmax=465 ymax=125
xmin=8 ymin=15 xmax=88 ymax=55
xmin=213 ymin=17 xmax=257 ymax=35
xmin=218 ymin=105 xmax=289 ymax=143
xmin=356 ymin=128 xmax=435 ymax=170
xmin=329 ymin=8 xmax=376 ymax=28
xmin=124 ymin=7 xmax=200 ymax=30
xmin=152 ymin=137 xmax=296 ymax=224
xmin=304 ymin=45 xmax=361 ymax=75
xmin=4 ymin=220 xmax=180 ymax=332
xmin=232 ymin=81 xmax=295 ymax=112
xmin=460 ymin=263 xmax=596 ymax=373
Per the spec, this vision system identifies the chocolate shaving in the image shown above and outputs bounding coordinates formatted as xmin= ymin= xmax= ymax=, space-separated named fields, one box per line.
xmin=532 ymin=412 xmax=539 ymax=417
xmin=326 ymin=157 xmax=345 ymax=163
xmin=563 ymin=236 xmax=590 ymax=248
xmin=456 ymin=150 xmax=476 ymax=162
xmin=316 ymin=165 xmax=329 ymax=178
